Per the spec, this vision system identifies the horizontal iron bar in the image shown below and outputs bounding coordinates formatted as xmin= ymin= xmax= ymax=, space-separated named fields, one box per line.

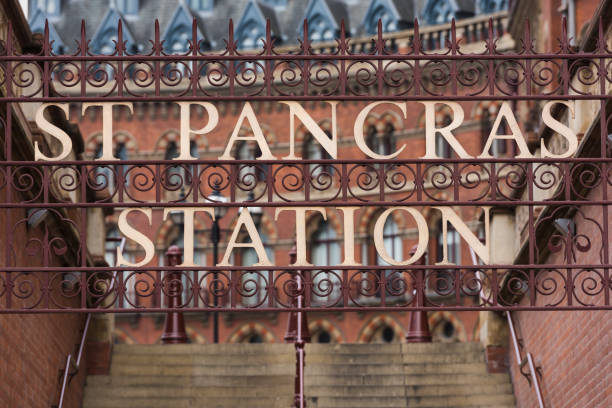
xmin=2 ymin=158 xmax=611 ymax=165
xmin=2 ymin=95 xmax=612 ymax=103
xmin=2 ymin=264 xmax=609 ymax=271
xmin=0 ymin=305 xmax=610 ymax=314
xmin=1 ymin=53 xmax=611 ymax=61
xmin=0 ymin=201 xmax=610 ymax=208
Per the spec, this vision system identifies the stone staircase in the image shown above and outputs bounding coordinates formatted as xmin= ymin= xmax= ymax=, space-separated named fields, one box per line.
xmin=82 ymin=343 xmax=296 ymax=408
xmin=82 ymin=342 xmax=515 ymax=408
xmin=305 ymin=342 xmax=516 ymax=408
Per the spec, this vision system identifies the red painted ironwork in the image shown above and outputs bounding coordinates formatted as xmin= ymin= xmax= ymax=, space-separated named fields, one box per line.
xmin=284 ymin=245 xmax=311 ymax=408
xmin=0 ymin=15 xmax=610 ymax=316
xmin=405 ymin=246 xmax=432 ymax=343
xmin=161 ymin=245 xmax=188 ymax=344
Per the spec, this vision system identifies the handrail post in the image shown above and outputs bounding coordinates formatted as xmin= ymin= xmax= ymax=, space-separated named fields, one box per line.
xmin=284 ymin=245 xmax=310 ymax=408
xmin=161 ymin=245 xmax=188 ymax=344
xmin=406 ymin=246 xmax=432 ymax=342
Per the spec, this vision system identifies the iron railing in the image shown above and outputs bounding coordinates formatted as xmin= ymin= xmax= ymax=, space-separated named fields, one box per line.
xmin=0 ymin=15 xmax=610 ymax=314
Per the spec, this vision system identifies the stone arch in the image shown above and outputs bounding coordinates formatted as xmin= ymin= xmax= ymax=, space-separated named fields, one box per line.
xmin=227 ymin=322 xmax=277 ymax=343
xmin=416 ymin=103 xmax=456 ymax=129
xmin=360 ymin=109 xmax=404 ymax=135
xmin=428 ymin=311 xmax=467 ymax=342
xmin=155 ymin=128 xmax=209 ymax=155
xmin=308 ymin=319 xmax=345 ymax=343
xmin=113 ymin=327 xmax=136 ymax=344
xmin=305 ymin=208 xmax=343 ymax=240
xmin=357 ymin=314 xmax=405 ymax=343
xmin=85 ymin=131 xmax=138 ymax=159
xmin=294 ymin=118 xmax=338 ymax=145
xmin=357 ymin=206 xmax=407 ymax=236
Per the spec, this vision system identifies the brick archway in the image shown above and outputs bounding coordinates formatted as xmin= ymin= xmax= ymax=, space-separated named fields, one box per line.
xmin=357 ymin=314 xmax=405 ymax=343
xmin=308 ymin=319 xmax=345 ymax=343
xmin=428 ymin=311 xmax=467 ymax=342
xmin=85 ymin=131 xmax=138 ymax=159
xmin=227 ymin=322 xmax=277 ymax=343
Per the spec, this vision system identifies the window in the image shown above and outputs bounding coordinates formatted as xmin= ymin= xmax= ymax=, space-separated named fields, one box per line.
xmin=240 ymin=234 xmax=273 ymax=307
xmin=93 ymin=143 xmax=127 ymax=193
xmin=164 ymin=140 xmax=197 ymax=193
xmin=115 ymin=142 xmax=129 ymax=186
xmin=436 ymin=114 xmax=452 ymax=158
xmin=169 ymin=232 xmax=205 ymax=308
xmin=481 ymin=108 xmax=507 ymax=157
xmin=315 ymin=330 xmax=331 ymax=343
xmin=235 ymin=141 xmax=265 ymax=184
xmin=310 ymin=16 xmax=335 ymax=42
xmin=190 ymin=0 xmax=214 ymax=12
xmin=363 ymin=0 xmax=405 ymax=35
xmin=30 ymin=0 xmax=60 ymax=17
xmin=424 ymin=0 xmax=455 ymax=25
xmin=301 ymin=0 xmax=338 ymax=42
xmin=304 ymin=132 xmax=333 ymax=178
xmin=434 ymin=219 xmax=460 ymax=294
xmin=116 ymin=0 xmax=139 ymax=16
xmin=105 ymin=227 xmax=121 ymax=268
xmin=365 ymin=216 xmax=402 ymax=299
xmin=366 ymin=123 xmax=396 ymax=157
xmin=311 ymin=221 xmax=341 ymax=303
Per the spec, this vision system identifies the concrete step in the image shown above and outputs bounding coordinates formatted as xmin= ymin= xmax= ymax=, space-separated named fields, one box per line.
xmin=111 ymin=353 xmax=294 ymax=366
xmin=401 ymin=342 xmax=483 ymax=355
xmin=304 ymin=373 xmax=511 ymax=387
xmin=406 ymin=393 xmax=516 ymax=407
xmin=84 ymin=385 xmax=292 ymax=398
xmin=112 ymin=343 xmax=294 ymax=355
xmin=82 ymin=396 xmax=293 ymax=408
xmin=405 ymin=383 xmax=513 ymax=397
xmin=87 ymin=374 xmax=293 ymax=388
xmin=305 ymin=363 xmax=405 ymax=375
xmin=310 ymin=396 xmax=407 ymax=408
xmin=305 ymin=342 xmax=482 ymax=356
xmin=111 ymin=363 xmax=294 ymax=376
xmin=305 ymin=374 xmax=405 ymax=386
xmin=307 ymin=385 xmax=406 ymax=397
xmin=306 ymin=353 xmax=410 ymax=364
xmin=403 ymin=362 xmax=488 ymax=375
xmin=402 ymin=351 xmax=484 ymax=364
xmin=403 ymin=373 xmax=511 ymax=386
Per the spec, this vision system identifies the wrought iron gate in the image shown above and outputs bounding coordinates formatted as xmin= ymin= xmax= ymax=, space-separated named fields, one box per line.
xmin=0 ymin=16 xmax=611 ymax=315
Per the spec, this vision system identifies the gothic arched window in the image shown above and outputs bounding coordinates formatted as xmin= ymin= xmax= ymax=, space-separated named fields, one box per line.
xmin=304 ymin=132 xmax=333 ymax=177
xmin=481 ymin=107 xmax=508 ymax=157
xmin=240 ymin=233 xmax=273 ymax=307
xmin=433 ymin=218 xmax=460 ymax=294
xmin=436 ymin=114 xmax=452 ymax=158
xmin=310 ymin=221 xmax=341 ymax=303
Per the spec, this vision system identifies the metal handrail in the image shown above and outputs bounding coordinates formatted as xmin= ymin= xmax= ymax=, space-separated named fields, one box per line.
xmin=469 ymin=248 xmax=544 ymax=408
xmin=55 ymin=238 xmax=126 ymax=408
xmin=506 ymin=311 xmax=545 ymax=408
